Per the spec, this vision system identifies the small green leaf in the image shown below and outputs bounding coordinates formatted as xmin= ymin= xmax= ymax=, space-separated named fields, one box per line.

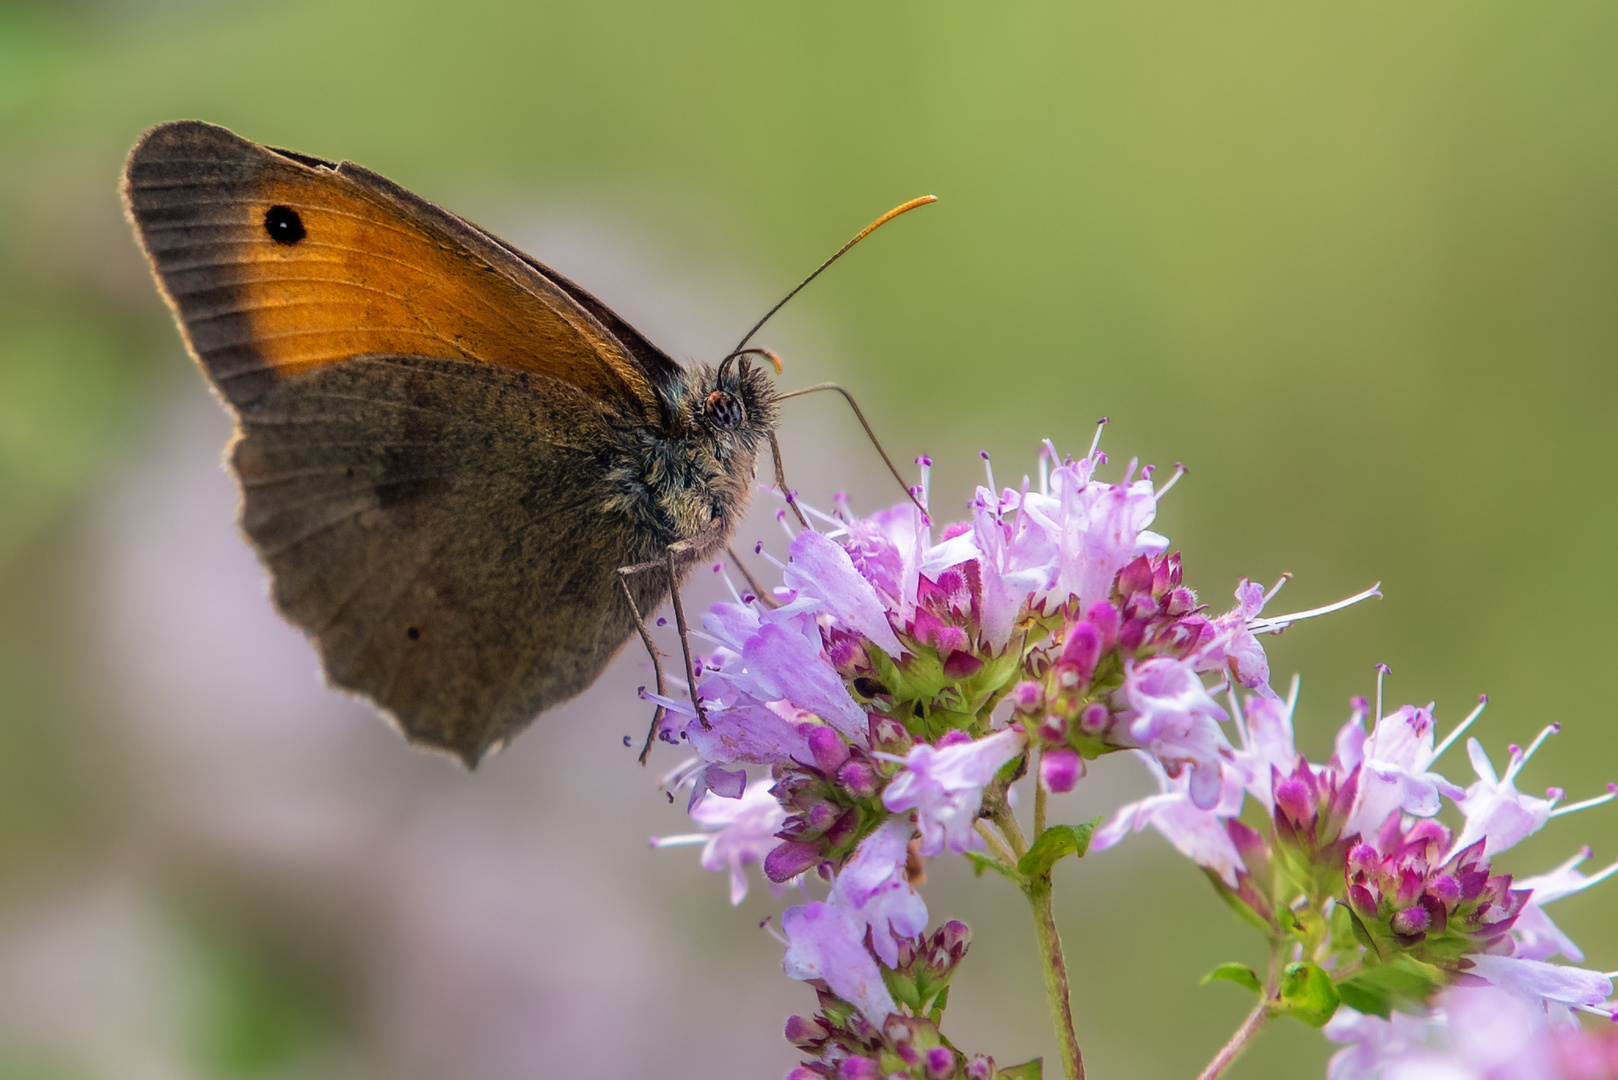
xmin=1200 ymin=963 xmax=1263 ymax=995
xmin=1016 ymin=817 xmax=1102 ymax=878
xmin=926 ymin=983 xmax=951 ymax=1023
xmin=1275 ymin=961 xmax=1340 ymax=1028
xmin=1335 ymin=978 xmax=1392 ymax=1019
xmin=964 ymin=850 xmax=1023 ymax=883
xmin=883 ymin=970 xmax=921 ymax=1011
xmin=1347 ymin=908 xmax=1380 ymax=956
xmin=996 ymin=1058 xmax=1043 ymax=1080
xmin=1336 ymin=956 xmax=1443 ymax=1019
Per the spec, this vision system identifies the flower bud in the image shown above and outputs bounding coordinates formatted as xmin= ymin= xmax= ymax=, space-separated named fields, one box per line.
xmin=766 ymin=841 xmax=821 ymax=882
xmin=964 ymin=1055 xmax=996 ymax=1080
xmin=1037 ymin=713 xmax=1069 ymax=743
xmin=809 ymin=726 xmax=851 ymax=775
xmin=784 ymin=1015 xmax=828 ymax=1049
xmin=925 ymin=1046 xmax=958 ymax=1078
xmin=1009 ymin=680 xmax=1043 ymax=713
xmin=837 ymin=759 xmax=880 ymax=799
xmin=838 ymin=1056 xmax=880 ymax=1080
xmin=1041 ymin=748 xmax=1084 ymax=794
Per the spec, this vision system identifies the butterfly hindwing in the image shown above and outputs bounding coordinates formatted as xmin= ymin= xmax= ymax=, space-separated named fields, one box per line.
xmin=232 ymin=353 xmax=673 ymax=765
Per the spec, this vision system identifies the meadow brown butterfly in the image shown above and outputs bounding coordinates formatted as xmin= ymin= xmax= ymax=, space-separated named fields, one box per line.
xmin=121 ymin=121 xmax=929 ymax=768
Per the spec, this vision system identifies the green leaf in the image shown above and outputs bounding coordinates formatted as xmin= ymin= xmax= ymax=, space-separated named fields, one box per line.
xmin=964 ymin=850 xmax=1024 ymax=883
xmin=1335 ymin=957 xmax=1444 ymax=1019
xmin=1016 ymin=817 xmax=1101 ymax=879
xmin=1200 ymin=963 xmax=1263 ymax=995
xmin=1275 ymin=961 xmax=1340 ymax=1028
xmin=996 ymin=1059 xmax=1043 ymax=1080
xmin=926 ymin=983 xmax=951 ymax=1024
xmin=883 ymin=969 xmax=921 ymax=1011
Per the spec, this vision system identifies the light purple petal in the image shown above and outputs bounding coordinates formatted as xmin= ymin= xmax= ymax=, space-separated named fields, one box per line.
xmin=784 ymin=530 xmax=904 ymax=657
xmin=1466 ymin=955 xmax=1614 ymax=1009
xmin=781 ymin=901 xmax=896 ymax=1022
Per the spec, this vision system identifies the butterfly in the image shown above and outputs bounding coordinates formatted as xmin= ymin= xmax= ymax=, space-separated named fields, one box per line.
xmin=121 ymin=120 xmax=930 ymax=768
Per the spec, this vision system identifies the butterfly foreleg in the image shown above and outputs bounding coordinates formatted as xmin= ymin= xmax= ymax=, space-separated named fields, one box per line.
xmin=617 ymin=575 xmax=670 ymax=766
xmin=616 ymin=518 xmax=729 ymax=752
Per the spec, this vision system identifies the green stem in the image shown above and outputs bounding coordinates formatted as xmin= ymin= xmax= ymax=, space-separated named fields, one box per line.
xmin=993 ymin=803 xmax=1085 ymax=1080
xmin=1033 ymin=747 xmax=1048 ymax=837
xmin=1193 ymin=1000 xmax=1270 ymax=1080
xmin=1194 ymin=940 xmax=1280 ymax=1080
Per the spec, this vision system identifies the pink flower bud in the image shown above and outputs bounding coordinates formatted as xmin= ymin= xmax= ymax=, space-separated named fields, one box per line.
xmin=837 ymin=760 xmax=880 ymax=799
xmin=808 ymin=726 xmax=850 ymax=775
xmin=1041 ymin=748 xmax=1084 ymax=794
xmin=925 ymin=1047 xmax=958 ymax=1078
xmin=784 ymin=1015 xmax=827 ymax=1048
xmin=1009 ymin=680 xmax=1043 ymax=713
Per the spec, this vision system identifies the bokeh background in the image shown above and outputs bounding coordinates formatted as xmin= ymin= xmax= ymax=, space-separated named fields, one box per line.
xmin=3 ymin=1 xmax=1617 ymax=1077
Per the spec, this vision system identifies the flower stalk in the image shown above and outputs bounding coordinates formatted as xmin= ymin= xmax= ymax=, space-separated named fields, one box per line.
xmin=986 ymin=799 xmax=1085 ymax=1080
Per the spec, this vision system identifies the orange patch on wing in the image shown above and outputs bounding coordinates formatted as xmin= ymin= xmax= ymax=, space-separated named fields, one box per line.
xmin=220 ymin=171 xmax=636 ymax=402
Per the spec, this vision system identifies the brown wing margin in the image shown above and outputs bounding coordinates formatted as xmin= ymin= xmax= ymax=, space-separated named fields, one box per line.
xmin=120 ymin=120 xmax=666 ymax=423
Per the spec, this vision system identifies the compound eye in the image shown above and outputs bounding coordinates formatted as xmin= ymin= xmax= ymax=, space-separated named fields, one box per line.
xmin=704 ymin=389 xmax=743 ymax=430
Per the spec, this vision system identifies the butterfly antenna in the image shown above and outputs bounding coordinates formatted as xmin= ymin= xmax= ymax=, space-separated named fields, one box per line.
xmin=773 ymin=382 xmax=927 ymax=522
xmin=727 ymin=195 xmax=937 ymax=358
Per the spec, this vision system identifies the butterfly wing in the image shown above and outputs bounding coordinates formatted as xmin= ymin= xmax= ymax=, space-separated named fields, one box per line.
xmin=121 ymin=120 xmax=671 ymax=419
xmin=121 ymin=121 xmax=682 ymax=764
xmin=231 ymin=353 xmax=670 ymax=765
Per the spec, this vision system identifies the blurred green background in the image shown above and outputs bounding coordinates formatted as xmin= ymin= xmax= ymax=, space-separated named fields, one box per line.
xmin=3 ymin=0 xmax=1617 ymax=1077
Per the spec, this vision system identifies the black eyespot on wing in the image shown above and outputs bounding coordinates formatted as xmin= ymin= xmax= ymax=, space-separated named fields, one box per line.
xmin=406 ymin=626 xmax=421 ymax=641
xmin=264 ymin=205 xmax=306 ymax=245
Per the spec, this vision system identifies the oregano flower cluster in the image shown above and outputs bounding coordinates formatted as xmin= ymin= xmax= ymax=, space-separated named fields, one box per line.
xmin=646 ymin=436 xmax=1616 ymax=1080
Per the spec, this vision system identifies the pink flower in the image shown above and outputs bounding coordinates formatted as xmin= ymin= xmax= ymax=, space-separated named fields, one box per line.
xmin=781 ymin=901 xmax=896 ymax=1023
xmin=1194 ymin=579 xmax=1275 ymax=695
xmin=1511 ymin=849 xmax=1618 ymax=964
xmin=1232 ymin=690 xmax=1300 ymax=811
xmin=783 ymin=530 xmax=905 ymax=658
xmin=1465 ymin=955 xmax=1614 ymax=1014
xmin=829 ymin=817 xmax=928 ymax=967
xmin=1117 ymin=656 xmax=1233 ymax=810
xmin=1021 ymin=457 xmax=1166 ymax=618
xmin=880 ymin=729 xmax=1028 ymax=855
xmin=1451 ymin=733 xmax=1563 ymax=858
xmin=652 ymin=779 xmax=788 ymax=904
xmin=1344 ymin=704 xmax=1467 ymax=842
xmin=1091 ymin=752 xmax=1247 ymax=887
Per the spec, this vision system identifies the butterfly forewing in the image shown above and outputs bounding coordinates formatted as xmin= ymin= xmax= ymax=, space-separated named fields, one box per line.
xmin=120 ymin=121 xmax=688 ymax=765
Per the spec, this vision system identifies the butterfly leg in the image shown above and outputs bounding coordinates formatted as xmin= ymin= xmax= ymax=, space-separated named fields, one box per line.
xmin=769 ymin=431 xmax=812 ymax=531
xmin=617 ymin=575 xmax=669 ymax=766
xmin=663 ymin=546 xmax=712 ymax=732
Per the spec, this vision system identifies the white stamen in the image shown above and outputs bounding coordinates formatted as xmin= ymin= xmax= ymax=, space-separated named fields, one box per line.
xmin=1375 ymin=663 xmax=1389 ymax=724
xmin=801 ymin=500 xmax=844 ymax=529
xmin=1262 ymin=573 xmax=1293 ymax=606
xmin=980 ymin=450 xmax=996 ymax=498
xmin=658 ymin=755 xmax=705 ymax=793
xmin=1506 ymin=724 xmax=1561 ymax=783
xmin=650 ymin=833 xmax=710 ymax=848
xmin=1246 ymin=583 xmax=1383 ymax=635
xmin=1431 ymin=695 xmax=1489 ymax=766
xmin=1087 ymin=417 xmax=1108 ymax=460
xmin=1154 ymin=463 xmax=1186 ymax=500
xmin=1285 ymin=673 xmax=1301 ymax=718
xmin=1550 ymin=790 xmax=1616 ymax=818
